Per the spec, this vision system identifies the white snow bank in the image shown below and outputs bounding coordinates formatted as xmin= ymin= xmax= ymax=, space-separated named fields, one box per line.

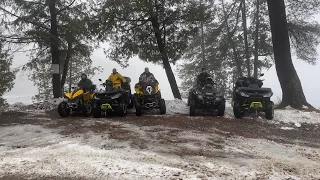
xmin=4 ymin=98 xmax=63 ymax=112
xmin=274 ymin=108 xmax=320 ymax=124
xmin=165 ymin=99 xmax=189 ymax=115
xmin=3 ymin=95 xmax=34 ymax=105
xmin=224 ymin=99 xmax=234 ymax=119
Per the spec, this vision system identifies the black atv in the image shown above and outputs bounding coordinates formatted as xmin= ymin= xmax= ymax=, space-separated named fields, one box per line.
xmin=188 ymin=77 xmax=225 ymax=116
xmin=134 ymin=80 xmax=166 ymax=116
xmin=92 ymin=78 xmax=132 ymax=118
xmin=232 ymin=74 xmax=274 ymax=120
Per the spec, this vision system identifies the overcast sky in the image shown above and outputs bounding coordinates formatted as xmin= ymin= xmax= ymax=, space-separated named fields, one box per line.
xmin=4 ymin=17 xmax=320 ymax=107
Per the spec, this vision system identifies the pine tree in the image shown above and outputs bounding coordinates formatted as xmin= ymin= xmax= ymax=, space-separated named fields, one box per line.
xmin=0 ymin=40 xmax=16 ymax=106
xmin=0 ymin=0 xmax=100 ymax=100
xmin=92 ymin=0 xmax=202 ymax=99
xmin=266 ymin=0 xmax=317 ymax=109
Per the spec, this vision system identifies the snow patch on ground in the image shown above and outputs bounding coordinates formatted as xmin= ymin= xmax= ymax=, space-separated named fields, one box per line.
xmin=280 ymin=127 xmax=295 ymax=130
xmin=224 ymin=99 xmax=234 ymax=119
xmin=4 ymin=98 xmax=63 ymax=112
xmin=274 ymin=109 xmax=320 ymax=125
xmin=165 ymin=99 xmax=189 ymax=115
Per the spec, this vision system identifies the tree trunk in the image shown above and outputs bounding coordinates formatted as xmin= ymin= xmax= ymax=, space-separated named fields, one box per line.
xmin=48 ymin=0 xmax=61 ymax=98
xmin=69 ymin=57 xmax=72 ymax=92
xmin=200 ymin=0 xmax=205 ymax=66
xmin=266 ymin=0 xmax=310 ymax=109
xmin=253 ymin=0 xmax=260 ymax=78
xmin=150 ymin=16 xmax=182 ymax=99
xmin=241 ymin=0 xmax=250 ymax=77
xmin=60 ymin=41 xmax=72 ymax=91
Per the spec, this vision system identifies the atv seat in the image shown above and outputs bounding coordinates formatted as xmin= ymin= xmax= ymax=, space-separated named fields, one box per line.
xmin=238 ymin=87 xmax=272 ymax=94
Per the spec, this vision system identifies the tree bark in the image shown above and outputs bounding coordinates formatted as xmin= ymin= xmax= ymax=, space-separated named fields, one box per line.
xmin=69 ymin=56 xmax=72 ymax=92
xmin=241 ymin=0 xmax=250 ymax=77
xmin=253 ymin=0 xmax=260 ymax=78
xmin=60 ymin=41 xmax=72 ymax=91
xmin=48 ymin=0 xmax=61 ymax=98
xmin=150 ymin=16 xmax=182 ymax=99
xmin=200 ymin=0 xmax=205 ymax=67
xmin=266 ymin=0 xmax=311 ymax=109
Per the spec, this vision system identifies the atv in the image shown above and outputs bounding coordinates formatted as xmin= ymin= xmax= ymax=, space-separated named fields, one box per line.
xmin=188 ymin=77 xmax=225 ymax=116
xmin=58 ymin=85 xmax=96 ymax=117
xmin=232 ymin=74 xmax=274 ymax=120
xmin=134 ymin=79 xmax=166 ymax=116
xmin=92 ymin=78 xmax=132 ymax=118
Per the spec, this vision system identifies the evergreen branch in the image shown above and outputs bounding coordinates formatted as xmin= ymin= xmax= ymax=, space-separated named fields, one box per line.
xmin=114 ymin=17 xmax=149 ymax=22
xmin=0 ymin=6 xmax=50 ymax=31
xmin=56 ymin=0 xmax=76 ymax=15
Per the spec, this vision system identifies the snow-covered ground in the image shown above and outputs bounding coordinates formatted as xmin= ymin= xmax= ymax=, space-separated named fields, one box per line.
xmin=1 ymin=99 xmax=320 ymax=179
xmin=1 ymin=122 xmax=320 ymax=179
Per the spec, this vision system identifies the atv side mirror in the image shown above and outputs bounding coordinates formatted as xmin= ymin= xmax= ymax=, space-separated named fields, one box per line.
xmin=260 ymin=73 xmax=264 ymax=77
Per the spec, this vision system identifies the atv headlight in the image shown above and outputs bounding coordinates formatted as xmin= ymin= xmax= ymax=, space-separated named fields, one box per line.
xmin=263 ymin=91 xmax=273 ymax=97
xmin=240 ymin=91 xmax=249 ymax=97
xmin=197 ymin=95 xmax=203 ymax=100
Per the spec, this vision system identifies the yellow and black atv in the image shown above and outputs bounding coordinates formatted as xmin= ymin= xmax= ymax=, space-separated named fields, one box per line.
xmin=58 ymin=85 xmax=96 ymax=117
xmin=134 ymin=80 xmax=166 ymax=116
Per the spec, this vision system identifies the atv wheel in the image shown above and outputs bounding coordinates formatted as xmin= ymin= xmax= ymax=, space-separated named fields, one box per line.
xmin=127 ymin=95 xmax=134 ymax=109
xmin=159 ymin=98 xmax=166 ymax=114
xmin=136 ymin=103 xmax=142 ymax=116
xmin=118 ymin=103 xmax=127 ymax=117
xmin=217 ymin=102 xmax=225 ymax=116
xmin=92 ymin=101 xmax=101 ymax=118
xmin=58 ymin=102 xmax=70 ymax=117
xmin=189 ymin=101 xmax=196 ymax=116
xmin=82 ymin=101 xmax=93 ymax=117
xmin=233 ymin=102 xmax=244 ymax=119
xmin=265 ymin=101 xmax=274 ymax=120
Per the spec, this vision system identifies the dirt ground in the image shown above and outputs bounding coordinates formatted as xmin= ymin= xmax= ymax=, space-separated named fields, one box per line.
xmin=1 ymin=109 xmax=320 ymax=179
xmin=2 ymin=110 xmax=320 ymax=148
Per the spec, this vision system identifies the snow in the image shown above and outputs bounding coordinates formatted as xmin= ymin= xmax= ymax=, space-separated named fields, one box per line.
xmin=224 ymin=99 xmax=234 ymax=119
xmin=4 ymin=98 xmax=63 ymax=112
xmin=280 ymin=127 xmax=295 ymax=130
xmin=1 ymin=124 xmax=320 ymax=179
xmin=274 ymin=108 xmax=320 ymax=125
xmin=165 ymin=99 xmax=189 ymax=115
xmin=3 ymin=95 xmax=34 ymax=105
